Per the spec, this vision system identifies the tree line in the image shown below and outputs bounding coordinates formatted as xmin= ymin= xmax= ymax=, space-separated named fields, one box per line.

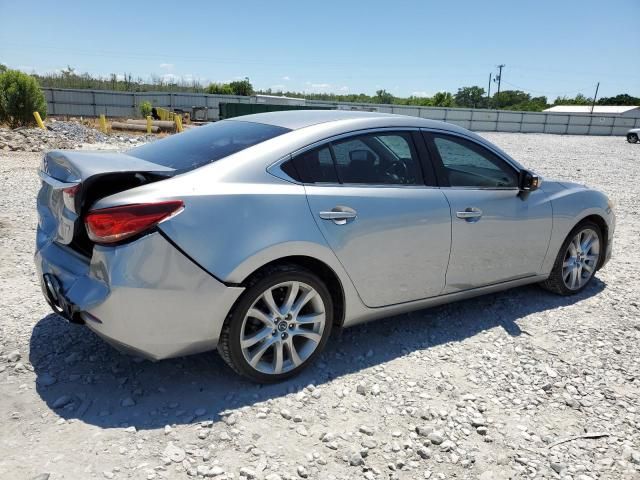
xmin=6 ymin=65 xmax=639 ymax=112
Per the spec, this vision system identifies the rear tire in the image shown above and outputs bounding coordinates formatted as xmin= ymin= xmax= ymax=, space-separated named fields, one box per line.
xmin=540 ymin=221 xmax=602 ymax=295
xmin=628 ymin=133 xmax=639 ymax=144
xmin=218 ymin=264 xmax=333 ymax=383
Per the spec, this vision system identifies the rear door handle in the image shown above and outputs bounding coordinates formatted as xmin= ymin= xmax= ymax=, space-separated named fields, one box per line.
xmin=319 ymin=207 xmax=357 ymax=225
xmin=456 ymin=207 xmax=483 ymax=221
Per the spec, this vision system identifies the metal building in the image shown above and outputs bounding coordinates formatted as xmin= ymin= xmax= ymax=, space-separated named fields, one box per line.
xmin=543 ymin=105 xmax=640 ymax=118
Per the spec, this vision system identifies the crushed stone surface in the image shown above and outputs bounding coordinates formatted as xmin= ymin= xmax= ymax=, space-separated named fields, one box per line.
xmin=0 ymin=132 xmax=638 ymax=479
xmin=0 ymin=119 xmax=153 ymax=152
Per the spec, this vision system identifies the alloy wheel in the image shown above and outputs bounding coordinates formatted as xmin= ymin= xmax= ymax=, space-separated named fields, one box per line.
xmin=561 ymin=228 xmax=600 ymax=290
xmin=240 ymin=281 xmax=326 ymax=375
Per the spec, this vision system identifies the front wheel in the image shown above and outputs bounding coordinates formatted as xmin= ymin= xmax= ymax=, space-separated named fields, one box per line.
xmin=628 ymin=133 xmax=639 ymax=144
xmin=218 ymin=264 xmax=333 ymax=383
xmin=540 ymin=222 xmax=602 ymax=295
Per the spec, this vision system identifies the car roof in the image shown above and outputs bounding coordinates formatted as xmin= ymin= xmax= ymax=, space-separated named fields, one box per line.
xmin=227 ymin=109 xmax=456 ymax=131
xmin=225 ymin=109 xmax=523 ymax=170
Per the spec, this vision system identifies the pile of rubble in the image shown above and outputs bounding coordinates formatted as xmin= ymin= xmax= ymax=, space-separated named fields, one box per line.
xmin=0 ymin=119 xmax=153 ymax=152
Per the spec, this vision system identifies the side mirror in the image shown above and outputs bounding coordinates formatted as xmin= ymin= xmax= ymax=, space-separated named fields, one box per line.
xmin=519 ymin=170 xmax=541 ymax=191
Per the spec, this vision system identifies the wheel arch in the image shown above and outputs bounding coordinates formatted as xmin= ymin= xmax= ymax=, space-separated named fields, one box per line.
xmin=237 ymin=254 xmax=347 ymax=330
xmin=571 ymin=214 xmax=609 ymax=269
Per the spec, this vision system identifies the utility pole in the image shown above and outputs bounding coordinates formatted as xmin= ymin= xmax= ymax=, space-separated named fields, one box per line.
xmin=487 ymin=73 xmax=492 ymax=101
xmin=495 ymin=64 xmax=505 ymax=95
xmin=590 ymin=82 xmax=600 ymax=114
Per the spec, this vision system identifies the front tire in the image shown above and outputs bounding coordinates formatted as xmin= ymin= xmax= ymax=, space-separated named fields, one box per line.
xmin=540 ymin=222 xmax=602 ymax=295
xmin=628 ymin=133 xmax=639 ymax=144
xmin=218 ymin=264 xmax=333 ymax=383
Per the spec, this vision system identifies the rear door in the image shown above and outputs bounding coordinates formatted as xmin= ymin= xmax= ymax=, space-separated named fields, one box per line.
xmin=287 ymin=130 xmax=452 ymax=308
xmin=423 ymin=131 xmax=552 ymax=291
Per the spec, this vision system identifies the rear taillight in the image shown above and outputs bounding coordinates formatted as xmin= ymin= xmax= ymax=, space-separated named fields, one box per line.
xmin=85 ymin=201 xmax=184 ymax=244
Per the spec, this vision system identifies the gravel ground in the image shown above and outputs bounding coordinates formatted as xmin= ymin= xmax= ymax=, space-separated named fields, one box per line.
xmin=0 ymin=120 xmax=152 ymax=152
xmin=0 ymin=133 xmax=639 ymax=480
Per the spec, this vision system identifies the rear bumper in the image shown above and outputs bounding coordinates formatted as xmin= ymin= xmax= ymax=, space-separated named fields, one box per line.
xmin=35 ymin=231 xmax=244 ymax=360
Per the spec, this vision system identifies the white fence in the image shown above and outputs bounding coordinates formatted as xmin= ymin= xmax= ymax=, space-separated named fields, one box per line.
xmin=42 ymin=88 xmax=640 ymax=136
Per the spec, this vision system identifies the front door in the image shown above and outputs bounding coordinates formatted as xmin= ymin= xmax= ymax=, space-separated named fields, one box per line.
xmin=424 ymin=132 xmax=552 ymax=291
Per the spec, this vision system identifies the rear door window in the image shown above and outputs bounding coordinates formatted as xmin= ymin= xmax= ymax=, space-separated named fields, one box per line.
xmin=288 ymin=132 xmax=424 ymax=185
xmin=291 ymin=146 xmax=339 ymax=183
xmin=332 ymin=132 xmax=422 ymax=185
xmin=128 ymin=120 xmax=290 ymax=172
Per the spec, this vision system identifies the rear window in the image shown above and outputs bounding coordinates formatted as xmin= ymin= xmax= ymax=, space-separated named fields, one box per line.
xmin=128 ymin=120 xmax=290 ymax=172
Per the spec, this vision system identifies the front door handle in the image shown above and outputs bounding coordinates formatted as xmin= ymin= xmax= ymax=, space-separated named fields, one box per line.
xmin=456 ymin=207 xmax=483 ymax=222
xmin=319 ymin=207 xmax=357 ymax=225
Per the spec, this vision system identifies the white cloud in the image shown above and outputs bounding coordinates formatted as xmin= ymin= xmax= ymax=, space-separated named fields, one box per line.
xmin=159 ymin=63 xmax=174 ymax=70
xmin=160 ymin=73 xmax=178 ymax=82
xmin=269 ymin=84 xmax=286 ymax=91
xmin=282 ymin=76 xmax=290 ymax=81
xmin=311 ymin=83 xmax=330 ymax=89
xmin=339 ymin=86 xmax=349 ymax=92
xmin=411 ymin=91 xmax=432 ymax=97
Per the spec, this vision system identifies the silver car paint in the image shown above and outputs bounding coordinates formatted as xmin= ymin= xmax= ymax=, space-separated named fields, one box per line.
xmin=36 ymin=231 xmax=244 ymax=359
xmin=37 ymin=111 xmax=615 ymax=359
xmin=537 ymin=181 xmax=615 ymax=274
xmin=441 ymin=187 xmax=552 ymax=291
xmin=304 ymin=184 xmax=452 ymax=307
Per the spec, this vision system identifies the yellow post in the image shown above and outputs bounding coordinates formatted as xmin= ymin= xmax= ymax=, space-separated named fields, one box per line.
xmin=99 ymin=114 xmax=107 ymax=133
xmin=146 ymin=115 xmax=152 ymax=134
xmin=33 ymin=112 xmax=45 ymax=129
xmin=175 ymin=114 xmax=183 ymax=133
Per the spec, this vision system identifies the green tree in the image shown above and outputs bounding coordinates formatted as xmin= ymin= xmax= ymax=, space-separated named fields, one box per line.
xmin=431 ymin=91 xmax=454 ymax=107
xmin=454 ymin=86 xmax=487 ymax=108
xmin=0 ymin=69 xmax=47 ymax=128
xmin=228 ymin=77 xmax=254 ymax=96
xmin=526 ymin=96 xmax=549 ymax=111
xmin=373 ymin=89 xmax=394 ymax=104
xmin=597 ymin=93 xmax=640 ymax=106
xmin=401 ymin=95 xmax=433 ymax=106
xmin=206 ymin=82 xmax=234 ymax=95
xmin=0 ymin=64 xmax=7 ymax=73
xmin=553 ymin=93 xmax=591 ymax=105
xmin=492 ymin=90 xmax=531 ymax=109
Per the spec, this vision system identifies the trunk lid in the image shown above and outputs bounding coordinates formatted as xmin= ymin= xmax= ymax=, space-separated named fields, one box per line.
xmin=38 ymin=150 xmax=175 ymax=255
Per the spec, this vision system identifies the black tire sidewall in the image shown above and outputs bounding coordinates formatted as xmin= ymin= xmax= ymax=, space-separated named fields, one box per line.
xmin=552 ymin=221 xmax=603 ymax=295
xmin=628 ymin=134 xmax=639 ymax=143
xmin=226 ymin=268 xmax=333 ymax=383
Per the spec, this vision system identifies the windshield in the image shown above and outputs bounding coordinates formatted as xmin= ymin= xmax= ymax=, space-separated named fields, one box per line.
xmin=128 ymin=120 xmax=290 ymax=171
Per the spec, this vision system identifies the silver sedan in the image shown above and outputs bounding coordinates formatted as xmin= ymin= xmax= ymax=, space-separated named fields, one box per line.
xmin=35 ymin=110 xmax=615 ymax=382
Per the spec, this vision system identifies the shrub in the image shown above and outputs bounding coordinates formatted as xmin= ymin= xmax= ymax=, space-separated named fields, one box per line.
xmin=139 ymin=100 xmax=152 ymax=118
xmin=0 ymin=70 xmax=47 ymax=128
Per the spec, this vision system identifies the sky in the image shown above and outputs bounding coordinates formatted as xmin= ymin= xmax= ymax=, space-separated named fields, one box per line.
xmin=1 ymin=0 xmax=639 ymax=100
